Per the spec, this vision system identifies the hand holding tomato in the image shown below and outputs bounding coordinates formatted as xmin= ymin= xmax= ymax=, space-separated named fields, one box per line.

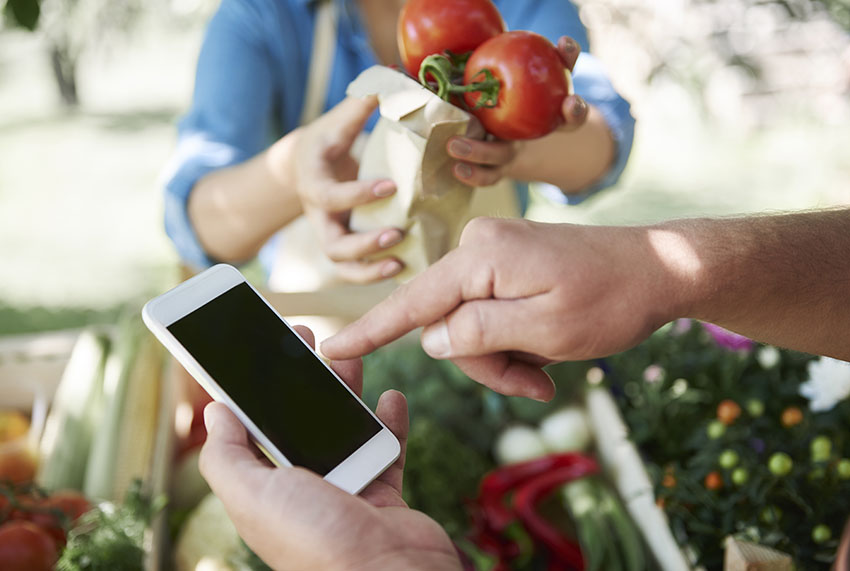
xmin=446 ymin=36 xmax=590 ymax=188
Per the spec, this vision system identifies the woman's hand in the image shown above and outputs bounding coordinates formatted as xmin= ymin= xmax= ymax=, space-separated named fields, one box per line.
xmin=199 ymin=325 xmax=462 ymax=571
xmin=446 ymin=36 xmax=590 ymax=188
xmin=290 ymin=96 xmax=406 ymax=283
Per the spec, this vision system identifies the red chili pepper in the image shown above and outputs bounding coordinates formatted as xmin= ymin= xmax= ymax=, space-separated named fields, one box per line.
xmin=512 ymin=458 xmax=598 ymax=570
xmin=478 ymin=453 xmax=594 ymax=531
xmin=468 ymin=453 xmax=598 ymax=569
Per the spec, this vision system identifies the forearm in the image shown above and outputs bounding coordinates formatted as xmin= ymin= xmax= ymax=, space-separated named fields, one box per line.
xmin=188 ymin=129 xmax=304 ymax=262
xmin=655 ymin=209 xmax=850 ymax=359
xmin=506 ymin=106 xmax=615 ymax=193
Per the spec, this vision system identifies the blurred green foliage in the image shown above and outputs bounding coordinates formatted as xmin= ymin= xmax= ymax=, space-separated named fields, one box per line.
xmin=4 ymin=0 xmax=40 ymax=30
xmin=603 ymin=321 xmax=850 ymax=569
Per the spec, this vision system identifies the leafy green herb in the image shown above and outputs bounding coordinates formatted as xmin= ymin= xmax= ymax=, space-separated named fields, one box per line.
xmin=56 ymin=479 xmax=166 ymax=571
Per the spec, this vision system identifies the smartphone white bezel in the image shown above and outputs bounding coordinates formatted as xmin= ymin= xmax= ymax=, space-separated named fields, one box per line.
xmin=142 ymin=264 xmax=400 ymax=495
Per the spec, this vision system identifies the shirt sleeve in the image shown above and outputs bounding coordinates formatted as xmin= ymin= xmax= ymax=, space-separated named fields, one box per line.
xmin=161 ymin=0 xmax=280 ymax=270
xmin=495 ymin=0 xmax=636 ymax=204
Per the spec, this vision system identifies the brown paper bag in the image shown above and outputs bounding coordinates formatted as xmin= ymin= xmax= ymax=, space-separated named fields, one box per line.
xmin=346 ymin=65 xmax=489 ymax=282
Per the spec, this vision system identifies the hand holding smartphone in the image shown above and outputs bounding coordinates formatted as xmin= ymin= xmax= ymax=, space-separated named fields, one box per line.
xmin=142 ymin=264 xmax=400 ymax=494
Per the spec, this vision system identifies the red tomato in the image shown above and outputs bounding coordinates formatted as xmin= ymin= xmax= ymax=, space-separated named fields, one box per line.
xmin=0 ymin=520 xmax=58 ymax=571
xmin=45 ymin=490 xmax=91 ymax=523
xmin=463 ymin=31 xmax=569 ymax=140
xmin=15 ymin=490 xmax=90 ymax=547
xmin=397 ymin=0 xmax=505 ymax=78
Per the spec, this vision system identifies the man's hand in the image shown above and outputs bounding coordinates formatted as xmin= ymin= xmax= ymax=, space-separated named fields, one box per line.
xmin=322 ymin=218 xmax=683 ymax=401
xmin=199 ymin=325 xmax=461 ymax=570
xmin=290 ymin=96 xmax=405 ymax=282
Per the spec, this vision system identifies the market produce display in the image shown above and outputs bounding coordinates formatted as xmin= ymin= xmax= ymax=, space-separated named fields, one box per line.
xmin=361 ymin=345 xmax=656 ymax=570
xmin=600 ymin=320 xmax=850 ymax=569
xmin=0 ymin=310 xmax=172 ymax=569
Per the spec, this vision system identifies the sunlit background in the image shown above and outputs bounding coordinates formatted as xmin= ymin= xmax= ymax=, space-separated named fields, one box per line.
xmin=1 ymin=0 xmax=849 ymax=335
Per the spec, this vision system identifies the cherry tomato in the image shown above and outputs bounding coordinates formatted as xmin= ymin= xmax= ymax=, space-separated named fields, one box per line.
xmin=745 ymin=398 xmax=764 ymax=417
xmin=706 ymin=420 xmax=726 ymax=439
xmin=463 ymin=31 xmax=569 ymax=140
xmin=716 ymin=399 xmax=742 ymax=425
xmin=0 ymin=520 xmax=58 ymax=571
xmin=810 ymin=435 xmax=832 ymax=462
xmin=662 ymin=466 xmax=676 ymax=488
xmin=718 ymin=449 xmax=739 ymax=469
xmin=397 ymin=0 xmax=505 ymax=78
xmin=768 ymin=452 xmax=793 ymax=477
xmin=812 ymin=524 xmax=832 ymax=544
xmin=704 ymin=471 xmax=723 ymax=491
xmin=731 ymin=467 xmax=749 ymax=486
xmin=837 ymin=458 xmax=850 ymax=479
xmin=780 ymin=406 xmax=803 ymax=428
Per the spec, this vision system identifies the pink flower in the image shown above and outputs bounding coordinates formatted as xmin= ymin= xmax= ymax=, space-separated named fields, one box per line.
xmin=701 ymin=322 xmax=754 ymax=352
xmin=671 ymin=318 xmax=693 ymax=335
xmin=643 ymin=364 xmax=666 ymax=384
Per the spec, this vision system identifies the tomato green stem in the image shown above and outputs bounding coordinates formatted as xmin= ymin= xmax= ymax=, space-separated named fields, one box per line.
xmin=418 ymin=54 xmax=500 ymax=109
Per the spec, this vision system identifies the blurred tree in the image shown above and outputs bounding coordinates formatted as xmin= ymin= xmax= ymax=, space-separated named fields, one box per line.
xmin=4 ymin=0 xmax=40 ymax=31
xmin=2 ymin=0 xmax=143 ymax=107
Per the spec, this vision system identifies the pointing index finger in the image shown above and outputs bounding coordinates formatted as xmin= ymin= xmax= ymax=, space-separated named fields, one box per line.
xmin=321 ymin=248 xmax=480 ymax=359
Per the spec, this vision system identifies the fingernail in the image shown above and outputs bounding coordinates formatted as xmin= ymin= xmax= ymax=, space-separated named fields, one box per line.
xmin=454 ymin=163 xmax=473 ymax=179
xmin=448 ymin=139 xmax=471 ymax=157
xmin=561 ymin=37 xmax=578 ymax=53
xmin=572 ymin=97 xmax=587 ymax=118
xmin=421 ymin=319 xmax=451 ymax=358
xmin=381 ymin=259 xmax=403 ymax=277
xmin=373 ymin=180 xmax=396 ymax=198
xmin=378 ymin=229 xmax=403 ymax=248
xmin=203 ymin=405 xmax=218 ymax=434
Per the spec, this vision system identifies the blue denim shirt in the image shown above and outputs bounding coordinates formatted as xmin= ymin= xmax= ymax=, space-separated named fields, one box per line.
xmin=162 ymin=0 xmax=636 ymax=272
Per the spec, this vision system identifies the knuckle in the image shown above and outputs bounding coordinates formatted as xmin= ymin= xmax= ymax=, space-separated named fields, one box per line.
xmin=460 ymin=216 xmax=504 ymax=245
xmin=450 ymin=306 xmax=487 ymax=353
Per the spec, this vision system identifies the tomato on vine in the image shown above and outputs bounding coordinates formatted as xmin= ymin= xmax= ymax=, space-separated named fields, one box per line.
xmin=397 ymin=0 xmax=505 ymax=78
xmin=463 ymin=31 xmax=570 ymax=140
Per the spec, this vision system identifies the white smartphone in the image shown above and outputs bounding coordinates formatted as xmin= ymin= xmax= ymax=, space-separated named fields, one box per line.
xmin=142 ymin=264 xmax=400 ymax=494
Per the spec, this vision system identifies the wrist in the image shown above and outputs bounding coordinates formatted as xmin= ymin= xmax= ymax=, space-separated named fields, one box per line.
xmin=266 ymin=128 xmax=302 ymax=194
xmin=642 ymin=220 xmax=709 ymax=324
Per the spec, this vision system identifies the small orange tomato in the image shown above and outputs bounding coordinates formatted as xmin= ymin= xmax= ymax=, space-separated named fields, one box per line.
xmin=716 ymin=400 xmax=742 ymax=426
xmin=663 ymin=473 xmax=676 ymax=488
xmin=781 ymin=406 xmax=803 ymax=428
xmin=704 ymin=471 xmax=723 ymax=490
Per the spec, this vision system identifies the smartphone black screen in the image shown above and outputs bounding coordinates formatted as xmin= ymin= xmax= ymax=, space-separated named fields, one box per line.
xmin=168 ymin=282 xmax=381 ymax=475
